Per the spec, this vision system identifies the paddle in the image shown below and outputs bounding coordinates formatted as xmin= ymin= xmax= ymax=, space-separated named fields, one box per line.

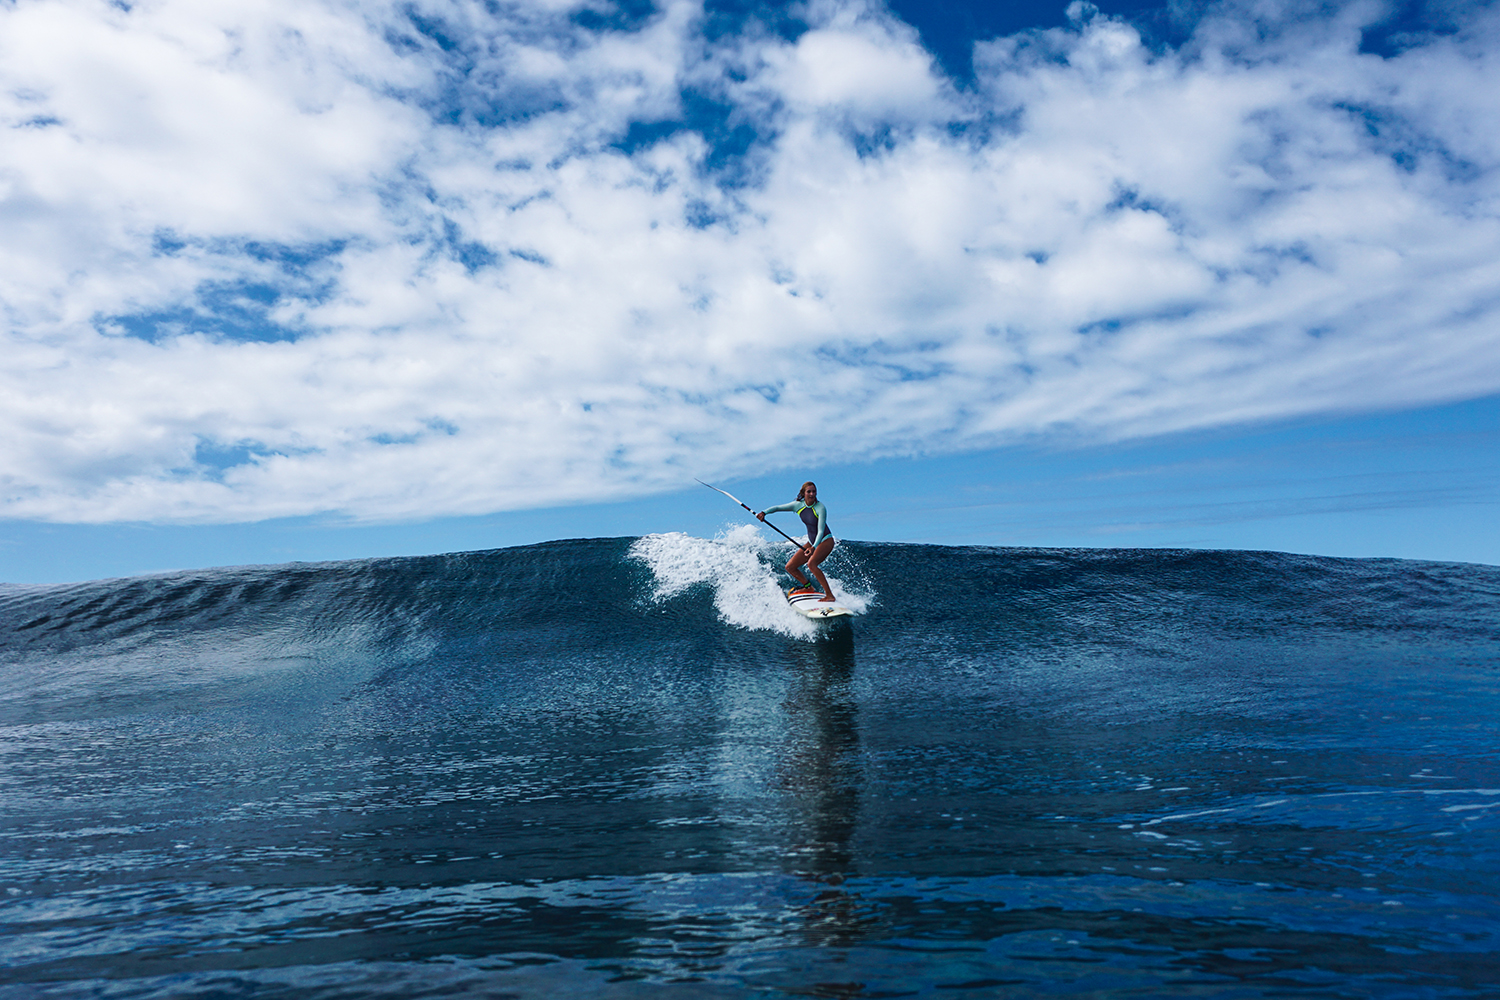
xmin=694 ymin=479 xmax=808 ymax=551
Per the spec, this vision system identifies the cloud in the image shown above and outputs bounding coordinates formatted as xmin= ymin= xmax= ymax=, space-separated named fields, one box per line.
xmin=1 ymin=0 xmax=1498 ymax=523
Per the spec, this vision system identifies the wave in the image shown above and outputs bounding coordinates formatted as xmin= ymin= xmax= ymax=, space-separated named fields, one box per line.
xmin=5 ymin=536 xmax=1500 ymax=998
xmin=3 ymin=536 xmax=1496 ymax=663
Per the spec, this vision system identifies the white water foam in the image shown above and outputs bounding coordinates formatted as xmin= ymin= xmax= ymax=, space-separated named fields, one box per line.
xmin=628 ymin=525 xmax=872 ymax=639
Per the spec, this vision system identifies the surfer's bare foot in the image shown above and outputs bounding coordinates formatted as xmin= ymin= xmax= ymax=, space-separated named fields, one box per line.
xmin=819 ymin=595 xmax=836 ymax=602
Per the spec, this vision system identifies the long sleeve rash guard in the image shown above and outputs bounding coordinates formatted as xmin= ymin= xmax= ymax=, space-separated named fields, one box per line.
xmin=762 ymin=500 xmax=832 ymax=547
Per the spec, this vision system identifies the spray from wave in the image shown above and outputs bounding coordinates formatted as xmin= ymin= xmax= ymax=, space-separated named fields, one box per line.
xmin=628 ymin=524 xmax=875 ymax=638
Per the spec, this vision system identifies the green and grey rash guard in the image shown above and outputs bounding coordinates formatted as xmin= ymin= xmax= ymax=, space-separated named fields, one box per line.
xmin=763 ymin=500 xmax=833 ymax=547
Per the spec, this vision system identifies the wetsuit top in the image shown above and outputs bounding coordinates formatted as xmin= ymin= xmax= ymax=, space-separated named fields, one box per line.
xmin=762 ymin=500 xmax=832 ymax=547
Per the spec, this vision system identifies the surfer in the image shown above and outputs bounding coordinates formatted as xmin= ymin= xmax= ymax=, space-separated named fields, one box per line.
xmin=758 ymin=482 xmax=837 ymax=601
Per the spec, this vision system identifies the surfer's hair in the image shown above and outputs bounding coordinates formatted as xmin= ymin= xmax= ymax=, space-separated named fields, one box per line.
xmin=797 ymin=481 xmax=817 ymax=501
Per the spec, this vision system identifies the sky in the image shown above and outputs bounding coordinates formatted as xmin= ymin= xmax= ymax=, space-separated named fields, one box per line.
xmin=2 ymin=0 xmax=1499 ymax=583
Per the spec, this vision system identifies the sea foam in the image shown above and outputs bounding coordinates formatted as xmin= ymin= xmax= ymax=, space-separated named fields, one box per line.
xmin=628 ymin=524 xmax=872 ymax=638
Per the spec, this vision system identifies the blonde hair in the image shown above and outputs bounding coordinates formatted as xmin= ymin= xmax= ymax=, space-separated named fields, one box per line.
xmin=797 ymin=481 xmax=817 ymax=501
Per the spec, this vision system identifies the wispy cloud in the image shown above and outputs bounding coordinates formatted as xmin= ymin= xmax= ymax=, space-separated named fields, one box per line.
xmin=3 ymin=0 xmax=1498 ymax=523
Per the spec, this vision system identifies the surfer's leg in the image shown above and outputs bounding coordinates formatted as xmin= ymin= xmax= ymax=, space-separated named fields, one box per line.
xmin=808 ymin=539 xmax=836 ymax=600
xmin=785 ymin=547 xmax=812 ymax=588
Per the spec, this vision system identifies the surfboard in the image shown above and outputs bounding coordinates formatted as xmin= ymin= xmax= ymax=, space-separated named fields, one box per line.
xmin=787 ymin=589 xmax=853 ymax=618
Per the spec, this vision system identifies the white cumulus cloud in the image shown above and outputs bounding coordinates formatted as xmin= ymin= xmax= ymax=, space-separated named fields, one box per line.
xmin=1 ymin=0 xmax=1498 ymax=523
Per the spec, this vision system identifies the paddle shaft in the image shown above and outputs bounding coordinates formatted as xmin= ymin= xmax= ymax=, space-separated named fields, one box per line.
xmin=694 ymin=479 xmax=809 ymax=550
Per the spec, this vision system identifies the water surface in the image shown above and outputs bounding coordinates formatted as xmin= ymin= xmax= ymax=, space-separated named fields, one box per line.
xmin=3 ymin=530 xmax=1499 ymax=997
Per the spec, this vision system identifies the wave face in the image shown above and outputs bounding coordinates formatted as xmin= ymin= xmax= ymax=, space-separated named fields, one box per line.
xmin=3 ymin=535 xmax=1500 ymax=998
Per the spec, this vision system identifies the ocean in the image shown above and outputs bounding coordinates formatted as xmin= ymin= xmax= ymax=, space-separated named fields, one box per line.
xmin=3 ymin=527 xmax=1499 ymax=998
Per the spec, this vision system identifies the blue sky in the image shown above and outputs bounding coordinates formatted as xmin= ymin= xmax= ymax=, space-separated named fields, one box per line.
xmin=1 ymin=0 xmax=1498 ymax=583
xmin=5 ymin=392 xmax=1497 ymax=583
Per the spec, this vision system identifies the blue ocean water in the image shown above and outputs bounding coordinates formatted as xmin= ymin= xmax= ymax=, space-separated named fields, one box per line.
xmin=3 ymin=528 xmax=1500 ymax=998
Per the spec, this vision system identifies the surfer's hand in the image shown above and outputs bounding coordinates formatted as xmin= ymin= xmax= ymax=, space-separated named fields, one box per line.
xmin=756 ymin=512 xmax=765 ymax=522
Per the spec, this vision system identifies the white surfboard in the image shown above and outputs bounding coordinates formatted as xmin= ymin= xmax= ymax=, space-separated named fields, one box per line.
xmin=786 ymin=590 xmax=853 ymax=618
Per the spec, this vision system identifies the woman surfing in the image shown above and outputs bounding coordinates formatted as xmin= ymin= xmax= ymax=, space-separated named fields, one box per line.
xmin=758 ymin=481 xmax=837 ymax=602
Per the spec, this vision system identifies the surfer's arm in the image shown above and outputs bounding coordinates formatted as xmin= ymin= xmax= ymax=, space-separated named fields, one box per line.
xmin=811 ymin=502 xmax=830 ymax=546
